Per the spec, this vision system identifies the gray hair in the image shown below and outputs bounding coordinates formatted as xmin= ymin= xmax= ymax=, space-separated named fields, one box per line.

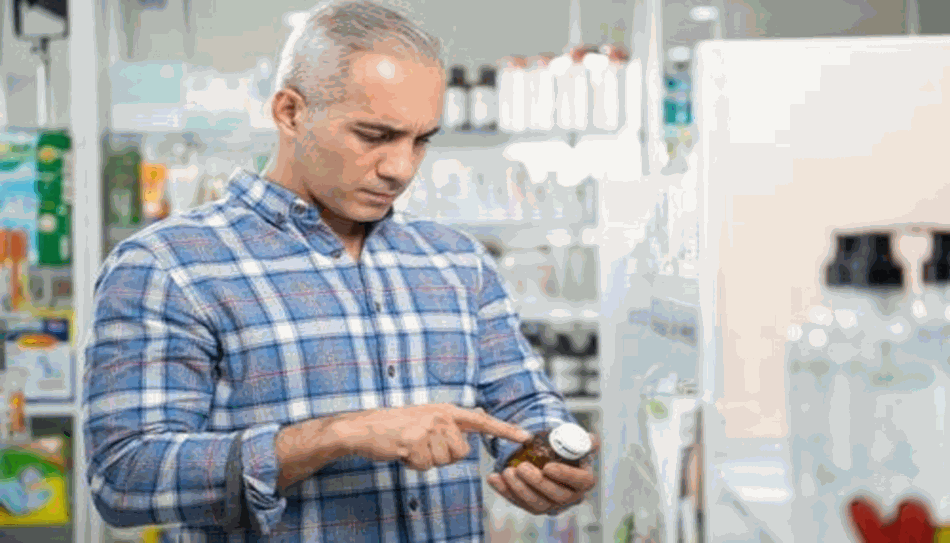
xmin=274 ymin=0 xmax=444 ymax=111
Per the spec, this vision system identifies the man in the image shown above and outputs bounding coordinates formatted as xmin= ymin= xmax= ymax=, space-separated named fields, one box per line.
xmin=83 ymin=1 xmax=598 ymax=541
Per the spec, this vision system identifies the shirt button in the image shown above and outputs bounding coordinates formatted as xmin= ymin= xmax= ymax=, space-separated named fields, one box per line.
xmin=274 ymin=214 xmax=286 ymax=225
xmin=292 ymin=202 xmax=307 ymax=215
xmin=388 ymin=365 xmax=396 ymax=378
xmin=408 ymin=497 xmax=419 ymax=511
xmin=375 ymin=301 xmax=382 ymax=312
xmin=331 ymin=249 xmax=343 ymax=259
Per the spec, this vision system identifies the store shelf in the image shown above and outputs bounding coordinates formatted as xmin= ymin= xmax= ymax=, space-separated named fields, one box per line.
xmin=25 ymin=403 xmax=81 ymax=418
xmin=521 ymin=307 xmax=601 ymax=324
xmin=566 ymin=398 xmax=602 ymax=412
xmin=431 ymin=125 xmax=629 ymax=151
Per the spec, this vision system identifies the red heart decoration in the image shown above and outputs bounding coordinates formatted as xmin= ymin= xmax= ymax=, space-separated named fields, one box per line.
xmin=849 ymin=497 xmax=936 ymax=543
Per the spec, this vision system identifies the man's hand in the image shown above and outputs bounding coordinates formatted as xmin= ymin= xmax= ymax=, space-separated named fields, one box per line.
xmin=487 ymin=433 xmax=599 ymax=515
xmin=338 ymin=404 xmax=532 ymax=471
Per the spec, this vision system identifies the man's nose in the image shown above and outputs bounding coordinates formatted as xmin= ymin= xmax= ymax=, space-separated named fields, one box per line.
xmin=377 ymin=141 xmax=417 ymax=185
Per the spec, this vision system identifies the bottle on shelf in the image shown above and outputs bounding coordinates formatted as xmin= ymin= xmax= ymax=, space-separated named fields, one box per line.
xmin=103 ymin=138 xmax=144 ymax=254
xmin=556 ymin=46 xmax=597 ymax=131
xmin=592 ymin=44 xmax=630 ymax=131
xmin=499 ymin=56 xmax=528 ymax=133
xmin=0 ymin=231 xmax=9 ymax=312
xmin=676 ymin=408 xmax=704 ymax=543
xmin=443 ymin=65 xmax=470 ymax=132
xmin=562 ymin=244 xmax=598 ymax=303
xmin=141 ymin=162 xmax=171 ymax=223
xmin=504 ymin=159 xmax=530 ymax=221
xmin=0 ymin=367 xmax=29 ymax=443
xmin=526 ymin=53 xmax=557 ymax=132
xmin=8 ymin=231 xmax=27 ymax=311
xmin=868 ymin=234 xmax=903 ymax=288
xmin=923 ymin=232 xmax=950 ymax=284
xmin=166 ymin=156 xmax=202 ymax=215
xmin=471 ymin=66 xmax=499 ymax=132
xmin=664 ymin=59 xmax=692 ymax=127
xmin=583 ymin=47 xmax=610 ymax=131
xmin=530 ymin=173 xmax=553 ymax=221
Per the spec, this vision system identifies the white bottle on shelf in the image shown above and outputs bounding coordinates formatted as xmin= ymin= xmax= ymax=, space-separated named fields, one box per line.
xmin=505 ymin=159 xmax=531 ymax=221
xmin=499 ymin=56 xmax=528 ymax=133
xmin=443 ymin=66 xmax=470 ymax=132
xmin=471 ymin=66 xmax=499 ymax=132
xmin=555 ymin=47 xmax=595 ymax=131
xmin=526 ymin=54 xmax=557 ymax=132
xmin=584 ymin=49 xmax=611 ymax=131
xmin=591 ymin=44 xmax=629 ymax=131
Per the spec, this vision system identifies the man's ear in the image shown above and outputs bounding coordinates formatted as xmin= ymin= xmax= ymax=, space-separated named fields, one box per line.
xmin=271 ymin=88 xmax=308 ymax=137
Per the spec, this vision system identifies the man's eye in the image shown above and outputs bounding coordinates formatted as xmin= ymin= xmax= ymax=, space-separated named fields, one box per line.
xmin=415 ymin=137 xmax=433 ymax=147
xmin=356 ymin=131 xmax=392 ymax=143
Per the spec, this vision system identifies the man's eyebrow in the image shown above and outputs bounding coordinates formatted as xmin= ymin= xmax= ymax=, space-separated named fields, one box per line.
xmin=420 ymin=126 xmax=441 ymax=138
xmin=353 ymin=122 xmax=441 ymax=138
xmin=354 ymin=121 xmax=399 ymax=132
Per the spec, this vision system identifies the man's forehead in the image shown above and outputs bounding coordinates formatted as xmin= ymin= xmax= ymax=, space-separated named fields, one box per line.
xmin=339 ymin=52 xmax=443 ymax=129
xmin=350 ymin=50 xmax=444 ymax=84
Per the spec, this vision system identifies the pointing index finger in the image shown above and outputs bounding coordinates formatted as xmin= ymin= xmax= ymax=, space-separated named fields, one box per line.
xmin=452 ymin=408 xmax=532 ymax=443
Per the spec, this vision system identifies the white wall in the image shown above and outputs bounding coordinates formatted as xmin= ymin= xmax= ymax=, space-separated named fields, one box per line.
xmin=117 ymin=0 xmax=634 ymax=74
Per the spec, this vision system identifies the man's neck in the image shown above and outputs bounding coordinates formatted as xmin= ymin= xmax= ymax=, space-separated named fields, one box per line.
xmin=262 ymin=163 xmax=368 ymax=259
xmin=321 ymin=209 xmax=368 ymax=260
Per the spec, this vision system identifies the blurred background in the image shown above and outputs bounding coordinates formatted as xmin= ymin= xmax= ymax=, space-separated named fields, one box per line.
xmin=0 ymin=0 xmax=949 ymax=542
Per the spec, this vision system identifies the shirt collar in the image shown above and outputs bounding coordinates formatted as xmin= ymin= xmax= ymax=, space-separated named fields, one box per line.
xmin=227 ymin=167 xmax=395 ymax=237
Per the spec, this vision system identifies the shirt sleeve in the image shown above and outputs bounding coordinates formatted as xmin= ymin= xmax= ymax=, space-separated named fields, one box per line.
xmin=82 ymin=245 xmax=286 ymax=534
xmin=470 ymin=242 xmax=580 ymax=473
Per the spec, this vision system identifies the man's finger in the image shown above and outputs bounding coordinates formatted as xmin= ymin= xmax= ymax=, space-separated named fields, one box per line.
xmin=407 ymin=447 xmax=433 ymax=472
xmin=542 ymin=462 xmax=596 ymax=492
xmin=444 ymin=424 xmax=471 ymax=461
xmin=503 ymin=467 xmax=554 ymax=513
xmin=515 ymin=462 xmax=576 ymax=504
xmin=429 ymin=437 xmax=452 ymax=467
xmin=452 ymin=408 xmax=531 ymax=443
xmin=488 ymin=474 xmax=522 ymax=506
xmin=589 ymin=433 xmax=601 ymax=453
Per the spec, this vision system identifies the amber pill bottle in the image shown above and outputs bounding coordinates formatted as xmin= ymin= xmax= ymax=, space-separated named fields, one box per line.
xmin=507 ymin=422 xmax=592 ymax=469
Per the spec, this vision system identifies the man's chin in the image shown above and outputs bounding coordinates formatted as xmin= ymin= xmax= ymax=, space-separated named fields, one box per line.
xmin=349 ymin=205 xmax=393 ymax=224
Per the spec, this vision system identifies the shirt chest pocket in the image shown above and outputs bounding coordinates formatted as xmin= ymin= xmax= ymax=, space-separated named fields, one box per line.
xmin=423 ymin=329 xmax=477 ymax=385
xmin=394 ymin=283 xmax=479 ymax=388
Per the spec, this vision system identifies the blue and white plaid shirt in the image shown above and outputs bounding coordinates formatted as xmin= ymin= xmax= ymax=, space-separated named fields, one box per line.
xmin=83 ymin=168 xmax=576 ymax=542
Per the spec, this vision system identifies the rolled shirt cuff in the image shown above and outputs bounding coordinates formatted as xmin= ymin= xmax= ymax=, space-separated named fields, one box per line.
xmin=222 ymin=423 xmax=287 ymax=535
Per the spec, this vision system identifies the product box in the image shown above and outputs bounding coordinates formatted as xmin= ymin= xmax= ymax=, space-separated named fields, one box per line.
xmin=0 ymin=435 xmax=70 ymax=526
xmin=2 ymin=317 xmax=73 ymax=401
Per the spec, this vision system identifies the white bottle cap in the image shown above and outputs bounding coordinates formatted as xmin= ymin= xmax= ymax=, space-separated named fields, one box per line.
xmin=549 ymin=423 xmax=592 ymax=461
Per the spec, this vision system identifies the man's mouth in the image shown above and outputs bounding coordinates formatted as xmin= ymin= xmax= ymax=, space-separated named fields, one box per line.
xmin=360 ymin=189 xmax=398 ymax=204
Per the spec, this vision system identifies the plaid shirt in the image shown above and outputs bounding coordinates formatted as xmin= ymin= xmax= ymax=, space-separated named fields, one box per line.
xmin=83 ymin=168 xmax=576 ymax=542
